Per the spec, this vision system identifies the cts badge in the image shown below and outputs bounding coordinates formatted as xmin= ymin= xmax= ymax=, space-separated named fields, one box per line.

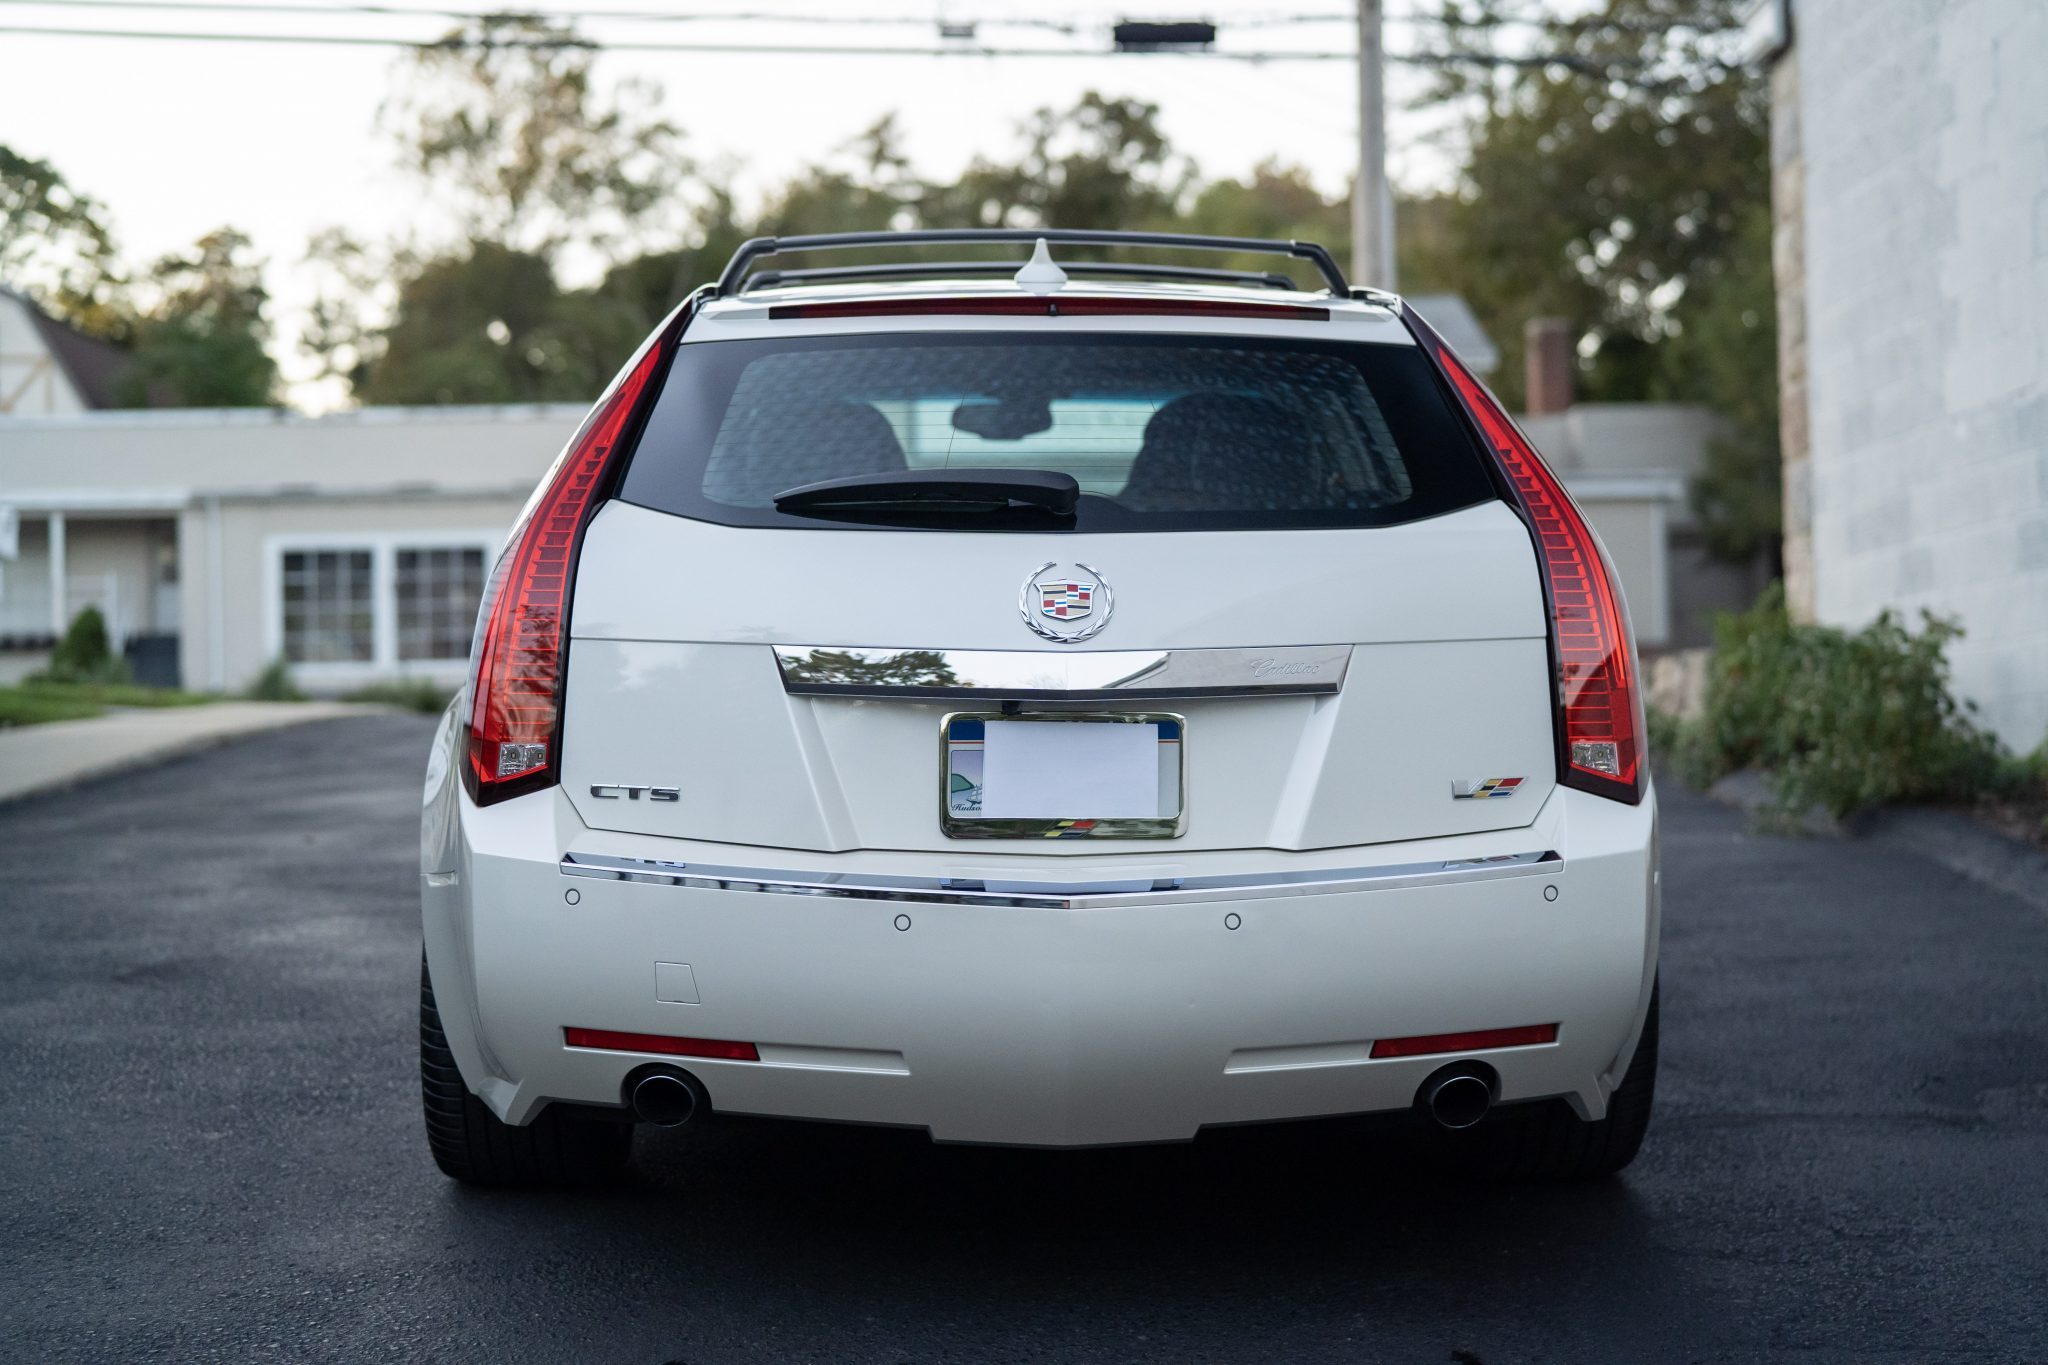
xmin=590 ymin=784 xmax=680 ymax=801
xmin=1451 ymin=777 xmax=1526 ymax=800
xmin=1020 ymin=561 xmax=1113 ymax=642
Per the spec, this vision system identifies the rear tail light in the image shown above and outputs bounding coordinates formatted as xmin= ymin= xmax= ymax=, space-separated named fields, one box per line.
xmin=461 ymin=303 xmax=692 ymax=806
xmin=1404 ymin=308 xmax=1645 ymax=804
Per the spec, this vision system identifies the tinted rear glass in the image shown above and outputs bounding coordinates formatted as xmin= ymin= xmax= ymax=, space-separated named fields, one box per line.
xmin=618 ymin=332 xmax=1494 ymax=532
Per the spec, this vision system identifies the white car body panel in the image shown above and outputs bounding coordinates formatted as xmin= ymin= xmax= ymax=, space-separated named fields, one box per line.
xmin=423 ymin=730 xmax=1655 ymax=1145
xmin=562 ymin=499 xmax=1558 ymax=853
xmin=421 ymin=285 xmax=1661 ymax=1147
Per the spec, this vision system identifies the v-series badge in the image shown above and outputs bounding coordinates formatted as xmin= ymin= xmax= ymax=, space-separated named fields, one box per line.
xmin=589 ymin=784 xmax=680 ymax=801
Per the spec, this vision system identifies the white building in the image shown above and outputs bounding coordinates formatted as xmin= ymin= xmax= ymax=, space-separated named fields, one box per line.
xmin=1761 ymin=0 xmax=2048 ymax=750
xmin=2 ymin=287 xmax=1743 ymax=694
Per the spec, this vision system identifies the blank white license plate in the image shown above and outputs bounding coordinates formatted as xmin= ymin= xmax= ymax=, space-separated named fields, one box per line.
xmin=942 ymin=714 xmax=1184 ymax=839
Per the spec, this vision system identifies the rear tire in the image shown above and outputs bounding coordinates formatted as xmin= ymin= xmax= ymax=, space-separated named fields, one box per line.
xmin=420 ymin=954 xmax=632 ymax=1187
xmin=1436 ymin=980 xmax=1659 ymax=1181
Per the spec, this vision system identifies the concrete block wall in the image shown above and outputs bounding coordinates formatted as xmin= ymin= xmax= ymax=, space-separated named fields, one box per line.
xmin=1794 ymin=0 xmax=2048 ymax=750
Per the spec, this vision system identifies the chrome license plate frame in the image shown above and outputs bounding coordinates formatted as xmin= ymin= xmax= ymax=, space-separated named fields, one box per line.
xmin=940 ymin=712 xmax=1185 ymax=840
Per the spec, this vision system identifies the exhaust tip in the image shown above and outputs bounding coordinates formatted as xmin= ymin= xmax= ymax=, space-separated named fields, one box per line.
xmin=1418 ymin=1062 xmax=1498 ymax=1130
xmin=628 ymin=1069 xmax=703 ymax=1127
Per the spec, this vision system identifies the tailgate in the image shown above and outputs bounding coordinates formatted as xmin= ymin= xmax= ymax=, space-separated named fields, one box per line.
xmin=559 ymin=499 xmax=1556 ymax=853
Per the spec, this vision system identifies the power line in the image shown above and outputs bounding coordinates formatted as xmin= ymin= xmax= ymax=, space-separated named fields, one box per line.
xmin=0 ymin=0 xmax=1736 ymax=47
xmin=0 ymin=0 xmax=1083 ymax=29
xmin=0 ymin=19 xmax=1482 ymax=60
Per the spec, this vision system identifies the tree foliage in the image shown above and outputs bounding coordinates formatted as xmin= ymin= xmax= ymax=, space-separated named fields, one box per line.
xmin=1 ymin=145 xmax=275 ymax=407
xmin=0 ymin=143 xmax=126 ymax=337
xmin=121 ymin=229 xmax=277 ymax=407
xmin=930 ymin=93 xmax=1192 ymax=231
xmin=378 ymin=15 xmax=688 ymax=260
xmin=1399 ymin=0 xmax=1778 ymax=562
xmin=357 ymin=240 xmax=637 ymax=405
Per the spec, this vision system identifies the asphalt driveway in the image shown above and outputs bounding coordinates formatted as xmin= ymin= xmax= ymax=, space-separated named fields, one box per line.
xmin=2 ymin=714 xmax=2043 ymax=1363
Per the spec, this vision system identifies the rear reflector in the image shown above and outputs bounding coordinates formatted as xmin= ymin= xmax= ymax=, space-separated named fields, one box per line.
xmin=563 ymin=1027 xmax=759 ymax=1062
xmin=768 ymin=296 xmax=1329 ymax=321
xmin=1370 ymin=1023 xmax=1559 ymax=1059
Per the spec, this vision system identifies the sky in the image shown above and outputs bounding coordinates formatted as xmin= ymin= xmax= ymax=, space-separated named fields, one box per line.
xmin=0 ymin=1 xmax=1483 ymax=406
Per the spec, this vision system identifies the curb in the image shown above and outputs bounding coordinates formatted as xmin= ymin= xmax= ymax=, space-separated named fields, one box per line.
xmin=1856 ymin=806 xmax=2048 ymax=915
xmin=1704 ymin=770 xmax=2048 ymax=914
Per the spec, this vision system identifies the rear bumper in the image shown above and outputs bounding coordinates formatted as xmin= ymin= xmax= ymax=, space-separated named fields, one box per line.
xmin=423 ymin=782 xmax=1658 ymax=1147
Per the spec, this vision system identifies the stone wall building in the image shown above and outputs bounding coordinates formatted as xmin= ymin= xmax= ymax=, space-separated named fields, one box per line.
xmin=1761 ymin=0 xmax=2048 ymax=750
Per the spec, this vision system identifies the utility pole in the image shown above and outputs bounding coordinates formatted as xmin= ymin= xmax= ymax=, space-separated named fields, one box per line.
xmin=1351 ymin=0 xmax=1394 ymax=289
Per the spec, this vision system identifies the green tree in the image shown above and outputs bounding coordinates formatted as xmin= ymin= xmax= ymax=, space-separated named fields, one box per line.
xmin=758 ymin=116 xmax=919 ymax=236
xmin=1409 ymin=0 xmax=1776 ymax=561
xmin=1670 ymin=201 xmax=1780 ymax=563
xmin=356 ymin=241 xmax=631 ymax=405
xmin=1416 ymin=0 xmax=1765 ymax=405
xmin=593 ymin=184 xmax=749 ymax=331
xmin=121 ymin=229 xmax=276 ymax=407
xmin=928 ymin=92 xmax=1192 ymax=231
xmin=310 ymin=16 xmax=697 ymax=402
xmin=379 ymin=14 xmax=688 ymax=261
xmin=0 ymin=144 xmax=127 ymax=336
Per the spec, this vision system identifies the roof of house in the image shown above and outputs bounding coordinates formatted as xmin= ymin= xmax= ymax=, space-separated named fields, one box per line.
xmin=1 ymin=285 xmax=138 ymax=410
xmin=1405 ymin=294 xmax=1500 ymax=376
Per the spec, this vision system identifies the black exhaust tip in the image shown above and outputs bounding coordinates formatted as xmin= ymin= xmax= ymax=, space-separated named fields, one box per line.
xmin=1417 ymin=1061 xmax=1498 ymax=1130
xmin=627 ymin=1068 xmax=705 ymax=1126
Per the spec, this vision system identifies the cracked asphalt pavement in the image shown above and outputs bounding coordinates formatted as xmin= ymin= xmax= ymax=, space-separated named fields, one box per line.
xmin=2 ymin=713 xmax=2044 ymax=1362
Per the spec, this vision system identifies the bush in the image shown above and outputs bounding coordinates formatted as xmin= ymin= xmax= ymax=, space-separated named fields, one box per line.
xmin=41 ymin=606 xmax=132 ymax=685
xmin=245 ymin=658 xmax=306 ymax=702
xmin=343 ymin=677 xmax=455 ymax=714
xmin=1675 ymin=585 xmax=2003 ymax=820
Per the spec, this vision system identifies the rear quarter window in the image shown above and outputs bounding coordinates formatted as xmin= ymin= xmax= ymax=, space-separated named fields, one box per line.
xmin=618 ymin=331 xmax=1494 ymax=532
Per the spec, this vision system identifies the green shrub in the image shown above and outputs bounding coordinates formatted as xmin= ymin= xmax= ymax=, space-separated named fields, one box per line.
xmin=42 ymin=606 xmax=132 ymax=684
xmin=245 ymin=658 xmax=306 ymax=702
xmin=343 ymin=677 xmax=455 ymax=714
xmin=1682 ymin=584 xmax=2002 ymax=819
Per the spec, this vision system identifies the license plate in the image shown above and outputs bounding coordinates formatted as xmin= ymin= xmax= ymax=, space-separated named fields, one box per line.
xmin=942 ymin=713 xmax=1184 ymax=839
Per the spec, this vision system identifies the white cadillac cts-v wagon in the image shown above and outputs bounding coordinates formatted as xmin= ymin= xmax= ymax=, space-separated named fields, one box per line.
xmin=419 ymin=230 xmax=1659 ymax=1186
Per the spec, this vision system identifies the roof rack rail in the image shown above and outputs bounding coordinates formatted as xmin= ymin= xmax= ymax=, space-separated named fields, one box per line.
xmin=716 ymin=229 xmax=1350 ymax=298
xmin=743 ymin=259 xmax=1301 ymax=293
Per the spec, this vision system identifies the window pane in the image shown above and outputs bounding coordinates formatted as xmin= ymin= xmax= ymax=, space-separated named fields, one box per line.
xmin=280 ymin=549 xmax=373 ymax=663
xmin=621 ymin=333 xmax=1493 ymax=533
xmin=396 ymin=546 xmax=487 ymax=661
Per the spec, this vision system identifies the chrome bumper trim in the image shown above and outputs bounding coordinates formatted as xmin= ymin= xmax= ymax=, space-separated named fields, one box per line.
xmin=773 ymin=643 xmax=1350 ymax=701
xmin=558 ymin=849 xmax=1561 ymax=910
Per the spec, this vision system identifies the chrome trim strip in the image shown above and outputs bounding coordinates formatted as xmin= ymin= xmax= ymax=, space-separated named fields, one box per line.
xmin=774 ymin=643 xmax=1351 ymax=700
xmin=559 ymin=849 xmax=1561 ymax=910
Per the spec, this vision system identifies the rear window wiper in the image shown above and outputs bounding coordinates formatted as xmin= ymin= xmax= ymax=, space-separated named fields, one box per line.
xmin=771 ymin=468 xmax=1080 ymax=522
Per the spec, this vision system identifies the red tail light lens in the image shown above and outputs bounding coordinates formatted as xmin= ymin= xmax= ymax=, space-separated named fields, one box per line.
xmin=461 ymin=319 xmax=678 ymax=806
xmin=563 ymin=1027 xmax=759 ymax=1062
xmin=1370 ymin=1023 xmax=1559 ymax=1059
xmin=1405 ymin=310 xmax=1645 ymax=804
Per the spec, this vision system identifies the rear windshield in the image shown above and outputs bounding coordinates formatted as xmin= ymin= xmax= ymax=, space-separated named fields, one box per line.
xmin=617 ymin=331 xmax=1495 ymax=532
